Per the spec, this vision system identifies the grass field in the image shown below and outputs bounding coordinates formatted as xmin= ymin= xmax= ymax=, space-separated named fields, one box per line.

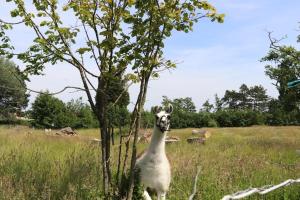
xmin=0 ymin=125 xmax=299 ymax=199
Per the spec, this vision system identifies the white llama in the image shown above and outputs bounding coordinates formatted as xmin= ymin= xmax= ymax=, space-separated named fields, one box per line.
xmin=135 ymin=105 xmax=173 ymax=200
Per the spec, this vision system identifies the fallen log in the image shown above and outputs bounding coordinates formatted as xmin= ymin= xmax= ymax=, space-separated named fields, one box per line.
xmin=187 ymin=137 xmax=206 ymax=144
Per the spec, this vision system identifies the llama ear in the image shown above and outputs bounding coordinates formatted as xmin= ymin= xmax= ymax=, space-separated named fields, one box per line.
xmin=152 ymin=106 xmax=162 ymax=114
xmin=166 ymin=104 xmax=173 ymax=114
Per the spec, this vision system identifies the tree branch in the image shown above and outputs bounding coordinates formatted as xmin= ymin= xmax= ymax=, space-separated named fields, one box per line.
xmin=267 ymin=31 xmax=299 ymax=61
xmin=82 ymin=22 xmax=101 ymax=70
xmin=267 ymin=31 xmax=286 ymax=50
xmin=0 ymin=19 xmax=24 ymax=25
xmin=17 ymin=5 xmax=76 ymax=67
xmin=78 ymin=67 xmax=97 ymax=113
xmin=112 ymin=81 xmax=133 ymax=106
xmin=6 ymin=65 xmax=88 ymax=96
xmin=83 ymin=70 xmax=97 ymax=92
xmin=0 ymin=84 xmax=86 ymax=95
xmin=46 ymin=4 xmax=99 ymax=78
xmin=91 ymin=0 xmax=103 ymax=72
xmin=27 ymin=86 xmax=87 ymax=95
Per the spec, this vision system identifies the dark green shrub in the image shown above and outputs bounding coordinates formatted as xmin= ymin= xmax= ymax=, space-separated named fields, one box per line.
xmin=31 ymin=95 xmax=98 ymax=129
xmin=66 ymin=98 xmax=98 ymax=128
xmin=215 ymin=109 xmax=267 ymax=127
xmin=207 ymin=118 xmax=218 ymax=127
xmin=31 ymin=93 xmax=72 ymax=128
xmin=215 ymin=110 xmax=233 ymax=127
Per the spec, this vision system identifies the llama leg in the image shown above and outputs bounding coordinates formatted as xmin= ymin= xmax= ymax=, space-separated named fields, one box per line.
xmin=143 ymin=190 xmax=152 ymax=200
xmin=157 ymin=192 xmax=166 ymax=200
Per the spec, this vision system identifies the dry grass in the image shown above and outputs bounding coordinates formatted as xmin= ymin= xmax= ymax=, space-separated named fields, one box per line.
xmin=166 ymin=126 xmax=300 ymax=199
xmin=0 ymin=125 xmax=299 ymax=199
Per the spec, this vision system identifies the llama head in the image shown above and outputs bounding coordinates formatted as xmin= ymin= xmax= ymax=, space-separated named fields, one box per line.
xmin=152 ymin=104 xmax=173 ymax=132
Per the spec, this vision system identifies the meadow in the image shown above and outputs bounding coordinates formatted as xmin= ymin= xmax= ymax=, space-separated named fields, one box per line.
xmin=0 ymin=125 xmax=299 ymax=200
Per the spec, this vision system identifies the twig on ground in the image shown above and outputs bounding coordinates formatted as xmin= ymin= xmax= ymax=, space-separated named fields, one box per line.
xmin=188 ymin=166 xmax=201 ymax=200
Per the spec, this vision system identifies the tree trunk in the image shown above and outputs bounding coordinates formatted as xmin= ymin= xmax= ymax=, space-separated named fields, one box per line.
xmin=96 ymin=76 xmax=112 ymax=199
xmin=100 ymin=126 xmax=109 ymax=196
xmin=116 ymin=124 xmax=123 ymax=187
xmin=126 ymin=75 xmax=150 ymax=200
xmin=111 ymin=127 xmax=115 ymax=146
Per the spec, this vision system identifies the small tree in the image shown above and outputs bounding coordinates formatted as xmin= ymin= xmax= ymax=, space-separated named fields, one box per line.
xmin=222 ymin=89 xmax=241 ymax=109
xmin=201 ymin=99 xmax=213 ymax=112
xmin=261 ymin=46 xmax=300 ymax=112
xmin=1 ymin=0 xmax=224 ymax=198
xmin=248 ymin=85 xmax=269 ymax=112
xmin=162 ymin=96 xmax=197 ymax=113
xmin=214 ymin=94 xmax=223 ymax=112
xmin=222 ymin=84 xmax=269 ymax=111
xmin=261 ymin=31 xmax=300 ymax=113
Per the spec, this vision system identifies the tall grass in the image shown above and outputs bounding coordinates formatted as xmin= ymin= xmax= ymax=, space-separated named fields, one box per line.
xmin=0 ymin=126 xmax=102 ymax=199
xmin=0 ymin=126 xmax=299 ymax=199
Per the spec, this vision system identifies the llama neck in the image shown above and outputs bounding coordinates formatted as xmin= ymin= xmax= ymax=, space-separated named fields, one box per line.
xmin=148 ymin=125 xmax=166 ymax=155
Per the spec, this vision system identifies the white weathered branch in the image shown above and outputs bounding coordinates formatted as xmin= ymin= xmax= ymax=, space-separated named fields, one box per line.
xmin=188 ymin=166 xmax=201 ymax=200
xmin=221 ymin=178 xmax=300 ymax=200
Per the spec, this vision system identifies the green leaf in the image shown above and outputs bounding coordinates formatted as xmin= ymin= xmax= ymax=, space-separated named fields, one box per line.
xmin=76 ymin=47 xmax=90 ymax=54
xmin=10 ymin=9 xmax=19 ymax=17
xmin=40 ymin=21 xmax=47 ymax=26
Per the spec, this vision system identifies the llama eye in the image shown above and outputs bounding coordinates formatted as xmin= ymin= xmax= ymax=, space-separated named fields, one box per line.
xmin=156 ymin=116 xmax=159 ymax=120
xmin=167 ymin=116 xmax=171 ymax=119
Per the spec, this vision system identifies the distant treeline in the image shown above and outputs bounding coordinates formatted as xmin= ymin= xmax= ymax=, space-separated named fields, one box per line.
xmin=2 ymin=82 xmax=300 ymax=129
xmin=141 ymin=83 xmax=300 ymax=128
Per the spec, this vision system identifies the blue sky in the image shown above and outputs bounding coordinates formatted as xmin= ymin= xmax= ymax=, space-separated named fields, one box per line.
xmin=1 ymin=0 xmax=299 ymax=110
xmin=143 ymin=0 xmax=300 ymax=110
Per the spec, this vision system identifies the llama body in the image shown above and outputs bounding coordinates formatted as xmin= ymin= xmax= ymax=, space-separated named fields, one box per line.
xmin=136 ymin=126 xmax=171 ymax=196
xmin=136 ymin=106 xmax=173 ymax=200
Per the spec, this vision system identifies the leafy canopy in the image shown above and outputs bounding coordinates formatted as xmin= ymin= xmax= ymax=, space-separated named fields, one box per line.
xmin=31 ymin=93 xmax=70 ymax=128
xmin=1 ymin=0 xmax=224 ymax=81
xmin=222 ymin=84 xmax=269 ymax=112
xmin=0 ymin=57 xmax=28 ymax=121
xmin=261 ymin=45 xmax=300 ymax=112
xmin=31 ymin=94 xmax=98 ymax=128
xmin=162 ymin=96 xmax=196 ymax=113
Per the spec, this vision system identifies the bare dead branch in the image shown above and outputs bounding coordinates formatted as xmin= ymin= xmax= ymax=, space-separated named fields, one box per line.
xmin=267 ymin=31 xmax=286 ymax=50
xmin=267 ymin=31 xmax=299 ymax=60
